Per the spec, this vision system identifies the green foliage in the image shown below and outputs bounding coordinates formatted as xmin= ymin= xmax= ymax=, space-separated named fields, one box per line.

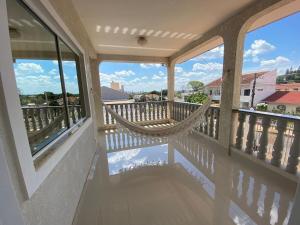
xmin=188 ymin=81 xmax=204 ymax=92
xmin=185 ymin=92 xmax=208 ymax=104
xmin=256 ymin=103 xmax=268 ymax=111
xmin=277 ymin=66 xmax=300 ymax=83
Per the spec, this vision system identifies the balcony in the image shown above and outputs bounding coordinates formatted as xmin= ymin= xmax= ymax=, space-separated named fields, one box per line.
xmin=74 ymin=123 xmax=296 ymax=225
xmin=2 ymin=0 xmax=300 ymax=225
xmin=68 ymin=101 xmax=298 ymax=225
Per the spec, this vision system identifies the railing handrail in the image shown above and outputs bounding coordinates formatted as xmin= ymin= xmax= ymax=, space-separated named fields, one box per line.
xmin=233 ymin=108 xmax=300 ymax=122
xmin=103 ymin=100 xmax=168 ymax=105
xmin=21 ymin=105 xmax=81 ymax=109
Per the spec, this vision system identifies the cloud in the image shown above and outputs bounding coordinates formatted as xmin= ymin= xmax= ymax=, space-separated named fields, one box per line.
xmin=152 ymin=75 xmax=162 ymax=80
xmin=244 ymin=40 xmax=275 ymax=60
xmin=260 ymin=56 xmax=290 ymax=67
xmin=175 ymin=66 xmax=183 ymax=73
xmin=192 ymin=62 xmax=223 ymax=72
xmin=192 ymin=45 xmax=224 ymax=61
xmin=15 ymin=63 xmax=44 ymax=76
xmin=140 ymin=63 xmax=162 ymax=69
xmin=115 ymin=70 xmax=135 ymax=77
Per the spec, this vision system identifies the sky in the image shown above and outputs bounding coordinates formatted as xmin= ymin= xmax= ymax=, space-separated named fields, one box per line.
xmin=14 ymin=12 xmax=300 ymax=94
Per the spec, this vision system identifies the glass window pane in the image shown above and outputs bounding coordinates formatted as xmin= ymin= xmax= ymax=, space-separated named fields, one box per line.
xmin=7 ymin=0 xmax=68 ymax=155
xmin=58 ymin=39 xmax=85 ymax=126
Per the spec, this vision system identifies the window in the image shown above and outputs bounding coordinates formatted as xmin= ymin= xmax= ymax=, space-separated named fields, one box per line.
xmin=243 ymin=89 xmax=251 ymax=96
xmin=209 ymin=90 xmax=213 ymax=95
xmin=7 ymin=0 xmax=85 ymax=156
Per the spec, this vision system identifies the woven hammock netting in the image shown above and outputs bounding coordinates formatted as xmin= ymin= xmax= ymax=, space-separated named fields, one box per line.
xmin=102 ymin=99 xmax=211 ymax=138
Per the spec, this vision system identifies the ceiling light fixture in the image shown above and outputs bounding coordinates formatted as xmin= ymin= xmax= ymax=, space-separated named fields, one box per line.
xmin=137 ymin=36 xmax=147 ymax=46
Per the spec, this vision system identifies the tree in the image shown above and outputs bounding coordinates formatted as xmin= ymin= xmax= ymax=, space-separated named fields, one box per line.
xmin=188 ymin=81 xmax=204 ymax=93
xmin=185 ymin=92 xmax=208 ymax=104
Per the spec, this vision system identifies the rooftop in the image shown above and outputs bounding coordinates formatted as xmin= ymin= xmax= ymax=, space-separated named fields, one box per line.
xmin=263 ymin=91 xmax=300 ymax=105
xmin=205 ymin=71 xmax=268 ymax=88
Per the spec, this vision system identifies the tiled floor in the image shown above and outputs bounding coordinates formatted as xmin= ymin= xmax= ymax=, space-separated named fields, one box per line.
xmin=73 ymin=130 xmax=296 ymax=225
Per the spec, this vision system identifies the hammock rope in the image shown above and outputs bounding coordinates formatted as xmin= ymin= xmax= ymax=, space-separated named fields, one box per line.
xmin=102 ymin=99 xmax=212 ymax=137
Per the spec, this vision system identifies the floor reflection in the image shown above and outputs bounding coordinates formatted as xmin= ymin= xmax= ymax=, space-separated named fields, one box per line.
xmin=74 ymin=129 xmax=296 ymax=225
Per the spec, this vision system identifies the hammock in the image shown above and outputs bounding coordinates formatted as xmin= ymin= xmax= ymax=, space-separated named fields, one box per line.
xmin=102 ymin=99 xmax=212 ymax=137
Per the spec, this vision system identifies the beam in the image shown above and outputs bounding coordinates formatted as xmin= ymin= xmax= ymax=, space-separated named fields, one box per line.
xmin=97 ymin=53 xmax=168 ymax=64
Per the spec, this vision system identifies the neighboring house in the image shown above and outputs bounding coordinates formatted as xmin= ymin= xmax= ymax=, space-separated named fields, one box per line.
xmin=262 ymin=91 xmax=300 ymax=114
xmin=276 ymin=83 xmax=300 ymax=92
xmin=204 ymin=70 xmax=276 ymax=108
xmin=101 ymin=86 xmax=130 ymax=102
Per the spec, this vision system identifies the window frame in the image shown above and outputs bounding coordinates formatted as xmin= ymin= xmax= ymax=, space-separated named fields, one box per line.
xmin=0 ymin=0 xmax=92 ymax=198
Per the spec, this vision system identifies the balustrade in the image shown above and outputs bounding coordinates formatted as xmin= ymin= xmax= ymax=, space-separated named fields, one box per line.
xmin=233 ymin=109 xmax=300 ymax=174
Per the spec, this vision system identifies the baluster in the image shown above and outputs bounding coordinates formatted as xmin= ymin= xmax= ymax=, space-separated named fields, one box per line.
xmin=43 ymin=108 xmax=49 ymax=126
xmin=204 ymin=110 xmax=209 ymax=135
xmin=125 ymin=104 xmax=129 ymax=120
xmin=105 ymin=107 xmax=109 ymax=125
xmin=152 ymin=102 xmax=155 ymax=120
xmin=147 ymin=102 xmax=151 ymax=120
xmin=245 ymin=114 xmax=257 ymax=154
xmin=50 ymin=108 xmax=55 ymax=122
xmin=235 ymin=112 xmax=246 ymax=150
xmin=262 ymin=190 xmax=274 ymax=225
xmin=215 ymin=109 xmax=220 ymax=139
xmin=209 ymin=108 xmax=214 ymax=137
xmin=286 ymin=121 xmax=300 ymax=174
xmin=159 ymin=102 xmax=163 ymax=119
xmin=143 ymin=103 xmax=147 ymax=121
xmin=71 ymin=106 xmax=76 ymax=124
xmin=23 ymin=109 xmax=30 ymax=131
xmin=37 ymin=108 xmax=43 ymax=130
xmin=135 ymin=103 xmax=138 ymax=122
xmin=257 ymin=116 xmax=271 ymax=160
xmin=271 ymin=119 xmax=287 ymax=167
xmin=139 ymin=103 xmax=143 ymax=121
xmin=130 ymin=104 xmax=133 ymax=122
xmin=120 ymin=104 xmax=124 ymax=118
xmin=164 ymin=101 xmax=167 ymax=119
xmin=112 ymin=105 xmax=117 ymax=124
xmin=76 ymin=106 xmax=82 ymax=119
xmin=156 ymin=102 xmax=160 ymax=120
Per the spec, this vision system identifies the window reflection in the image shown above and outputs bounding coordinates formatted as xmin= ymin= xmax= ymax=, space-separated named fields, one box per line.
xmin=7 ymin=0 xmax=85 ymax=155
xmin=59 ymin=39 xmax=85 ymax=126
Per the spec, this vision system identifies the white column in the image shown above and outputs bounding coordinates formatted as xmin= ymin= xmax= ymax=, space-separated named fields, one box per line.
xmin=167 ymin=62 xmax=175 ymax=119
xmin=218 ymin=27 xmax=246 ymax=148
xmin=89 ymin=58 xmax=104 ymax=130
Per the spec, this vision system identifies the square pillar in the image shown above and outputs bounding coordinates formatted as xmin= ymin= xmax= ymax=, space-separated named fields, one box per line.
xmin=167 ymin=62 xmax=175 ymax=119
xmin=218 ymin=29 xmax=246 ymax=149
xmin=89 ymin=58 xmax=104 ymax=129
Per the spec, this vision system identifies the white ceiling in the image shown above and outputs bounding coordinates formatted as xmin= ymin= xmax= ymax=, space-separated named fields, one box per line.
xmin=71 ymin=0 xmax=256 ymax=57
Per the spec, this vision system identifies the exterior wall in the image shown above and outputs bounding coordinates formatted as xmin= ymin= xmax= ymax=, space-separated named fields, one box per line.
xmin=253 ymin=70 xmax=276 ymax=105
xmin=0 ymin=0 xmax=99 ymax=225
xmin=267 ymin=103 xmax=300 ymax=114
xmin=206 ymin=71 xmax=277 ymax=107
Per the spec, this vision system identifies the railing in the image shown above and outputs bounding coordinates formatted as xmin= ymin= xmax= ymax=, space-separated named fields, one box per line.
xmin=232 ymin=109 xmax=300 ymax=175
xmin=171 ymin=101 xmax=220 ymax=140
xmin=22 ymin=105 xmax=83 ymax=143
xmin=103 ymin=101 xmax=168 ymax=125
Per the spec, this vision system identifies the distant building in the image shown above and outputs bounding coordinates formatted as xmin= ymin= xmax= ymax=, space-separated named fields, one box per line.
xmin=110 ymin=81 xmax=124 ymax=92
xmin=275 ymin=83 xmax=300 ymax=92
xmin=101 ymin=86 xmax=129 ymax=102
xmin=262 ymin=91 xmax=300 ymax=114
xmin=204 ymin=70 xmax=276 ymax=108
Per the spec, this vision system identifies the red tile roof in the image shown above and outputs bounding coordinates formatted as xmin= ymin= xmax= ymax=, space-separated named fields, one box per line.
xmin=276 ymin=83 xmax=300 ymax=90
xmin=262 ymin=91 xmax=300 ymax=104
xmin=205 ymin=71 xmax=268 ymax=87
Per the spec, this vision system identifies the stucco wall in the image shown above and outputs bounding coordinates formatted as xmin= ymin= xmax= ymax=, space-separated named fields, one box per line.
xmin=21 ymin=124 xmax=96 ymax=225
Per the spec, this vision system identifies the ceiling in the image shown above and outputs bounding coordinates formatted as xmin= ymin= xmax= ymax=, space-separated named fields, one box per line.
xmin=71 ymin=0 xmax=256 ymax=57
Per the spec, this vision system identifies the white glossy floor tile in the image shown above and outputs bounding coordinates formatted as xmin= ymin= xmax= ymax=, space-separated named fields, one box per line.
xmin=74 ymin=130 xmax=296 ymax=225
